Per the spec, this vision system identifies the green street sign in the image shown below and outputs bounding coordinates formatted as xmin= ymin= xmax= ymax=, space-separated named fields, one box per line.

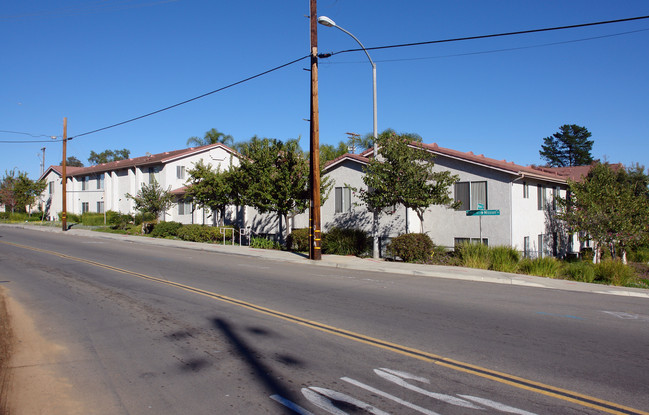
xmin=466 ymin=209 xmax=500 ymax=216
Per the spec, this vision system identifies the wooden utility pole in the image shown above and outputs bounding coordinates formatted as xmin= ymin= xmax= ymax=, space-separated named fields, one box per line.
xmin=61 ymin=118 xmax=67 ymax=231
xmin=309 ymin=0 xmax=322 ymax=260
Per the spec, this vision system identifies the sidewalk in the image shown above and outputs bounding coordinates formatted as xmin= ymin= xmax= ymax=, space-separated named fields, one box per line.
xmin=5 ymin=223 xmax=649 ymax=299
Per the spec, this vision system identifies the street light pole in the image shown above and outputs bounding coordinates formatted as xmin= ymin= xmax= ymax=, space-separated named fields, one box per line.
xmin=318 ymin=16 xmax=380 ymax=259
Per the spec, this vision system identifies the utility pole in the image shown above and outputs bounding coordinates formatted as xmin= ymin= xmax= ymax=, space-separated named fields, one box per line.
xmin=40 ymin=147 xmax=45 ymax=176
xmin=309 ymin=0 xmax=322 ymax=260
xmin=61 ymin=118 xmax=67 ymax=232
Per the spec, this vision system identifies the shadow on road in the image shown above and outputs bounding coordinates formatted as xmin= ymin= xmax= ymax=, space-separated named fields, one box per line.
xmin=211 ymin=317 xmax=303 ymax=413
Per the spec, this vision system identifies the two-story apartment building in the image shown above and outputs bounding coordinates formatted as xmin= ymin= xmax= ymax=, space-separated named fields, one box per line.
xmin=39 ymin=141 xmax=589 ymax=258
xmin=39 ymin=143 xmax=240 ymax=225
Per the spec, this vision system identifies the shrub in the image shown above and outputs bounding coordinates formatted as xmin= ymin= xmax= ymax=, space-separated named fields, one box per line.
xmin=81 ymin=213 xmax=105 ymax=226
xmin=250 ymin=236 xmax=282 ymax=250
xmin=321 ymin=227 xmax=371 ymax=256
xmin=106 ymin=211 xmax=133 ymax=230
xmin=134 ymin=212 xmax=156 ymax=225
xmin=518 ymin=257 xmax=561 ymax=278
xmin=176 ymin=224 xmax=218 ymax=243
xmin=629 ymin=246 xmax=649 ymax=263
xmin=561 ymin=261 xmax=596 ymax=283
xmin=287 ymin=228 xmax=310 ymax=252
xmin=150 ymin=221 xmax=183 ymax=238
xmin=387 ymin=233 xmax=434 ymax=263
xmin=489 ymin=246 xmax=520 ymax=273
xmin=456 ymin=242 xmax=491 ymax=269
xmin=594 ymin=259 xmax=636 ymax=286
xmin=59 ymin=212 xmax=80 ymax=223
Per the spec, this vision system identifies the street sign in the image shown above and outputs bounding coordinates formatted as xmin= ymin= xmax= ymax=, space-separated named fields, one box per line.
xmin=466 ymin=209 xmax=500 ymax=216
xmin=477 ymin=203 xmax=485 ymax=210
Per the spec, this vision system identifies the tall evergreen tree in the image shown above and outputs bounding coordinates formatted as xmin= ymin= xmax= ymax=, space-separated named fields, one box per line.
xmin=539 ymin=124 xmax=594 ymax=167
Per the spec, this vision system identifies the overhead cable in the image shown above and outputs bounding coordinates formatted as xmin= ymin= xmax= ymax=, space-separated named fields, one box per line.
xmin=318 ymin=15 xmax=649 ymax=58
xmin=69 ymin=54 xmax=310 ymax=140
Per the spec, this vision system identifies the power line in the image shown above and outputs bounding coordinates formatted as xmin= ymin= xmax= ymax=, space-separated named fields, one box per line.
xmin=318 ymin=15 xmax=649 ymax=58
xmin=0 ymin=130 xmax=59 ymax=139
xmin=69 ymin=54 xmax=310 ymax=140
xmin=321 ymin=28 xmax=649 ymax=65
xmin=0 ymin=139 xmax=62 ymax=143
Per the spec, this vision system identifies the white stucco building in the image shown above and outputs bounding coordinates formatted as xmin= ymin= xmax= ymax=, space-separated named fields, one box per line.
xmin=38 ymin=141 xmax=590 ymax=258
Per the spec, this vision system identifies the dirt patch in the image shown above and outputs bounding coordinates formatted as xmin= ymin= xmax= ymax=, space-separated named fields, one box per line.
xmin=0 ymin=287 xmax=12 ymax=415
xmin=0 ymin=287 xmax=86 ymax=415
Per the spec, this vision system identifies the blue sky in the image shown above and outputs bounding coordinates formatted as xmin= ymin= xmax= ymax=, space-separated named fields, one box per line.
xmin=2 ymin=0 xmax=648 ymax=180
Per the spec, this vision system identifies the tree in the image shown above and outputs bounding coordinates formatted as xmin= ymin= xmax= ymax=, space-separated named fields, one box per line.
xmin=559 ymin=163 xmax=649 ymax=263
xmin=236 ymin=137 xmax=310 ymax=245
xmin=356 ymin=131 xmax=459 ymax=233
xmin=0 ymin=170 xmax=47 ymax=214
xmin=540 ymin=124 xmax=594 ymax=167
xmin=88 ymin=149 xmax=130 ymax=165
xmin=319 ymin=141 xmax=348 ymax=164
xmin=185 ymin=160 xmax=237 ymax=226
xmin=126 ymin=180 xmax=175 ymax=221
xmin=186 ymin=128 xmax=234 ymax=147
xmin=61 ymin=156 xmax=84 ymax=167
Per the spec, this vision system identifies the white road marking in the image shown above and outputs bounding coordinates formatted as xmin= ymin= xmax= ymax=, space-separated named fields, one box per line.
xmin=342 ymin=377 xmax=441 ymax=415
xmin=302 ymin=386 xmax=391 ymax=415
xmin=374 ymin=368 xmax=482 ymax=409
xmin=602 ymin=311 xmax=649 ymax=322
xmin=459 ymin=395 xmax=538 ymax=415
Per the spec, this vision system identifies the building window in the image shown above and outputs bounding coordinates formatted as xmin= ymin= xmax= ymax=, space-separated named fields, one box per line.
xmin=97 ymin=201 xmax=104 ymax=214
xmin=81 ymin=176 xmax=88 ymax=191
xmin=552 ymin=187 xmax=559 ymax=210
xmin=177 ymin=166 xmax=185 ymax=180
xmin=537 ymin=185 xmax=546 ymax=210
xmin=96 ymin=173 xmax=104 ymax=190
xmin=178 ymin=200 xmax=192 ymax=215
xmin=81 ymin=202 xmax=89 ymax=213
xmin=48 ymin=181 xmax=54 ymax=194
xmin=523 ymin=182 xmax=529 ymax=199
xmin=334 ymin=186 xmax=351 ymax=213
xmin=148 ymin=167 xmax=159 ymax=184
xmin=454 ymin=237 xmax=488 ymax=246
xmin=538 ymin=234 xmax=545 ymax=258
xmin=523 ymin=236 xmax=530 ymax=258
xmin=455 ymin=181 xmax=487 ymax=210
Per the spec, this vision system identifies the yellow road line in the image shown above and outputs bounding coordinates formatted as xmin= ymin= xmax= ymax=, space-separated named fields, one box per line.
xmin=2 ymin=240 xmax=646 ymax=415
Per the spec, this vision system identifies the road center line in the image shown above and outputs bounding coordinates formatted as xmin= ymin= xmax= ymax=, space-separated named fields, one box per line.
xmin=3 ymin=240 xmax=646 ymax=415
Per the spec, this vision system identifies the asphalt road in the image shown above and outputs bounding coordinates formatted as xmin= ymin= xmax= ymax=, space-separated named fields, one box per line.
xmin=1 ymin=226 xmax=648 ymax=414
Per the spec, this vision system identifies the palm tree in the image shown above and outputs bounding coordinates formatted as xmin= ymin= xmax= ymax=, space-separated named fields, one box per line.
xmin=186 ymin=128 xmax=234 ymax=147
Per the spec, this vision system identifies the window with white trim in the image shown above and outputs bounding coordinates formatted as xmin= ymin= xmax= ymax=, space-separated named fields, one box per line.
xmin=177 ymin=165 xmax=185 ymax=180
xmin=334 ymin=186 xmax=351 ymax=213
xmin=455 ymin=181 xmax=487 ymax=210
xmin=178 ymin=200 xmax=192 ymax=215
xmin=96 ymin=173 xmax=104 ymax=190
xmin=97 ymin=201 xmax=104 ymax=214
xmin=82 ymin=202 xmax=89 ymax=213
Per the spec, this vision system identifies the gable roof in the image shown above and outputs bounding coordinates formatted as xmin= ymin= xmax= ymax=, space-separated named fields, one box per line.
xmin=323 ymin=153 xmax=370 ymax=171
xmin=353 ymin=142 xmax=586 ymax=184
xmin=40 ymin=143 xmax=239 ymax=180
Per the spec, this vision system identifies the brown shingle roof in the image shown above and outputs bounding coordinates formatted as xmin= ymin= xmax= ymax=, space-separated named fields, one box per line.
xmin=44 ymin=143 xmax=237 ymax=178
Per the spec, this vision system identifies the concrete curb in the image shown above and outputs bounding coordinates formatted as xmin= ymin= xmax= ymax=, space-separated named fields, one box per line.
xmin=3 ymin=223 xmax=648 ymax=299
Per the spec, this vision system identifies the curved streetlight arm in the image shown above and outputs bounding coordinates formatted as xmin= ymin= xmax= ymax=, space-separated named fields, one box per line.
xmin=329 ymin=24 xmax=376 ymax=69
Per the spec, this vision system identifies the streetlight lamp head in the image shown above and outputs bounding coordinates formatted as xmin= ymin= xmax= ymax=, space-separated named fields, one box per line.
xmin=317 ymin=16 xmax=336 ymax=27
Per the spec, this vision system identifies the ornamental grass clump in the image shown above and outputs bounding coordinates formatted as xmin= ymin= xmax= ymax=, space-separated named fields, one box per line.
xmin=387 ymin=233 xmax=434 ymax=263
xmin=489 ymin=246 xmax=520 ymax=273
xmin=561 ymin=261 xmax=596 ymax=283
xmin=456 ymin=242 xmax=491 ymax=269
xmin=322 ymin=227 xmax=370 ymax=256
xmin=518 ymin=257 xmax=562 ymax=278
xmin=594 ymin=259 xmax=637 ymax=286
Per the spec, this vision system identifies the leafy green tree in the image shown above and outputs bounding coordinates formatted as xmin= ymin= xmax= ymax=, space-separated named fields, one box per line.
xmin=236 ymin=137 xmax=310 ymax=245
xmin=356 ymin=131 xmax=459 ymax=233
xmin=88 ymin=149 xmax=130 ymax=165
xmin=0 ymin=170 xmax=47 ymax=213
xmin=540 ymin=124 xmax=594 ymax=167
xmin=185 ymin=160 xmax=237 ymax=226
xmin=320 ymin=141 xmax=349 ymax=164
xmin=126 ymin=180 xmax=175 ymax=221
xmin=61 ymin=156 xmax=84 ymax=167
xmin=186 ymin=128 xmax=234 ymax=147
xmin=559 ymin=163 xmax=649 ymax=263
